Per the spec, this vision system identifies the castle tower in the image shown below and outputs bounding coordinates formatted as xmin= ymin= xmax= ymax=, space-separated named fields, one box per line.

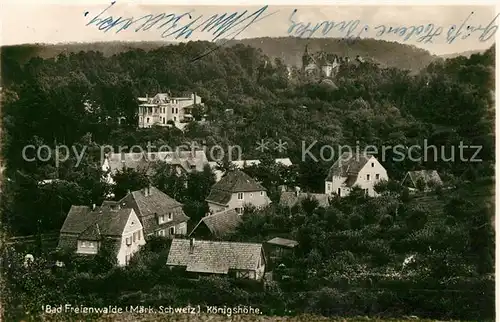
xmin=302 ymin=44 xmax=313 ymax=69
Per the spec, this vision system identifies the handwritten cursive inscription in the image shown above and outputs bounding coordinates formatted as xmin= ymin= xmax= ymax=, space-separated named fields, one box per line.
xmin=287 ymin=9 xmax=498 ymax=45
xmin=85 ymin=2 xmax=277 ymax=42
xmin=288 ymin=9 xmax=369 ymax=41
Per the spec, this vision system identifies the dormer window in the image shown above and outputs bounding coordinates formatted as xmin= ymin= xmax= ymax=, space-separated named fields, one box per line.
xmin=168 ymin=213 xmax=173 ymax=221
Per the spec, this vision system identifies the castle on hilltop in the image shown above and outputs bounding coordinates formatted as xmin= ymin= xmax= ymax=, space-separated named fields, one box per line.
xmin=301 ymin=45 xmax=364 ymax=79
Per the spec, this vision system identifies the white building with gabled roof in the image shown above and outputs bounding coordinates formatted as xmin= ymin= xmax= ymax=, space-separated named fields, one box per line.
xmin=325 ymin=152 xmax=388 ymax=197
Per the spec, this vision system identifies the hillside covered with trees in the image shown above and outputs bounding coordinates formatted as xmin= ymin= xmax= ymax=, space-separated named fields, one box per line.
xmin=2 ymin=37 xmax=440 ymax=73
xmin=223 ymin=37 xmax=440 ymax=71
xmin=0 ymin=39 xmax=495 ymax=320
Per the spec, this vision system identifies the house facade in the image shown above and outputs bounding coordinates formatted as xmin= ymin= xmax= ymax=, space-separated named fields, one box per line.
xmin=58 ymin=205 xmax=146 ymax=266
xmin=116 ymin=185 xmax=190 ymax=238
xmin=324 ymin=152 xmax=388 ymax=197
xmin=167 ymin=238 xmax=266 ymax=281
xmin=138 ymin=92 xmax=203 ymax=129
xmin=205 ymin=170 xmax=271 ymax=214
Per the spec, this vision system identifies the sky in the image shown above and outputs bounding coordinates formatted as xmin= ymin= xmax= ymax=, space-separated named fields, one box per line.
xmin=0 ymin=2 xmax=498 ymax=55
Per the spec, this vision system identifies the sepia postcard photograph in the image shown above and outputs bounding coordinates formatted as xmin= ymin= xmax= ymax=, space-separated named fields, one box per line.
xmin=0 ymin=1 xmax=497 ymax=321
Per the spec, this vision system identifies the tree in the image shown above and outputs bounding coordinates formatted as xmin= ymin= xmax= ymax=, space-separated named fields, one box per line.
xmin=186 ymin=164 xmax=216 ymax=202
xmin=150 ymin=163 xmax=187 ymax=201
xmin=300 ymin=196 xmax=319 ymax=215
xmin=112 ymin=168 xmax=150 ymax=200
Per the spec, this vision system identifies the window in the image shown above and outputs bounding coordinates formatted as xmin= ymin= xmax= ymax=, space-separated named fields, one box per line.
xmin=237 ymin=192 xmax=244 ymax=200
xmin=133 ymin=232 xmax=136 ymax=242
xmin=364 ymin=189 xmax=369 ymax=195
xmin=327 ymin=183 xmax=331 ymax=191
xmin=376 ymin=174 xmax=380 ymax=180
xmin=371 ymin=162 xmax=374 ymax=167
xmin=158 ymin=230 xmax=165 ymax=237
xmin=172 ymin=108 xmax=175 ymax=113
xmin=163 ymin=118 xmax=165 ymax=124
xmin=126 ymin=237 xmax=132 ymax=245
xmin=168 ymin=213 xmax=173 ymax=221
xmin=173 ymin=117 xmax=176 ymax=121
xmin=337 ymin=188 xmax=341 ymax=195
xmin=236 ymin=207 xmax=243 ymax=214
xmin=175 ymin=108 xmax=178 ymax=113
xmin=366 ymin=174 xmax=370 ymax=180
xmin=159 ymin=214 xmax=165 ymax=224
xmin=260 ymin=191 xmax=264 ymax=196
xmin=169 ymin=226 xmax=175 ymax=235
xmin=125 ymin=255 xmax=130 ymax=264
xmin=138 ymin=230 xmax=141 ymax=240
xmin=146 ymin=117 xmax=150 ymax=123
xmin=250 ymin=193 xmax=253 ymax=198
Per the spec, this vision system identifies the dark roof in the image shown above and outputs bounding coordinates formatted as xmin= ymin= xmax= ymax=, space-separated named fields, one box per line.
xmin=167 ymin=239 xmax=264 ymax=274
xmin=118 ymin=186 xmax=189 ymax=235
xmin=205 ymin=189 xmax=232 ymax=206
xmin=404 ymin=170 xmax=443 ymax=188
xmin=267 ymin=237 xmax=299 ymax=248
xmin=279 ymin=192 xmax=330 ymax=208
xmin=189 ymin=209 xmax=242 ymax=238
xmin=210 ymin=170 xmax=265 ymax=193
xmin=58 ymin=206 xmax=135 ymax=249
xmin=325 ymin=152 xmax=373 ymax=181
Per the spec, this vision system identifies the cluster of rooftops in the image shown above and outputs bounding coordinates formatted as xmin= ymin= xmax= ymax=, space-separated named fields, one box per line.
xmin=57 ymin=150 xmax=443 ymax=277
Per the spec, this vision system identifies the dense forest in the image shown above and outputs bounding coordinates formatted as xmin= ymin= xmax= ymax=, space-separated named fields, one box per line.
xmin=1 ymin=37 xmax=440 ymax=73
xmin=0 ymin=39 xmax=495 ymax=320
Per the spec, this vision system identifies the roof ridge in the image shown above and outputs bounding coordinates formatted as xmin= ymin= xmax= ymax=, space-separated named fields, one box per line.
xmin=174 ymin=238 xmax=261 ymax=247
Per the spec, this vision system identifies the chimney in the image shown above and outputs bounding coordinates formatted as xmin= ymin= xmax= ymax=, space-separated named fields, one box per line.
xmin=295 ymin=186 xmax=301 ymax=197
xmin=92 ymin=203 xmax=96 ymax=211
xmin=143 ymin=187 xmax=148 ymax=197
xmin=193 ymin=92 xmax=197 ymax=105
xmin=189 ymin=238 xmax=195 ymax=254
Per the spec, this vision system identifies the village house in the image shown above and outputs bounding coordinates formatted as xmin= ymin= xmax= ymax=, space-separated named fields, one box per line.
xmin=166 ymin=238 xmax=266 ymax=281
xmin=189 ymin=208 xmax=242 ymax=240
xmin=265 ymin=237 xmax=299 ymax=267
xmin=401 ymin=170 xmax=443 ymax=192
xmin=324 ymin=152 xmax=388 ymax=197
xmin=113 ymin=185 xmax=190 ymax=237
xmin=208 ymin=158 xmax=293 ymax=182
xmin=205 ymin=170 xmax=271 ymax=214
xmin=101 ymin=150 xmax=209 ymax=185
xmin=279 ymin=187 xmax=330 ymax=208
xmin=137 ymin=92 xmax=204 ymax=130
xmin=57 ymin=205 xmax=145 ymax=266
